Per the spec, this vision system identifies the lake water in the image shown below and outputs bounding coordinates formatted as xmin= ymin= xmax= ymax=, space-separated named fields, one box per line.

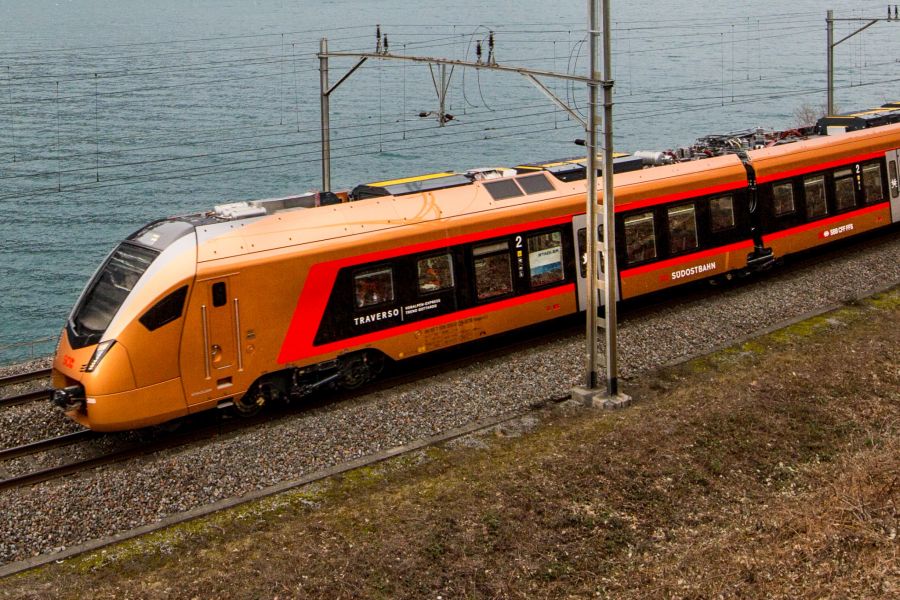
xmin=0 ymin=0 xmax=898 ymax=358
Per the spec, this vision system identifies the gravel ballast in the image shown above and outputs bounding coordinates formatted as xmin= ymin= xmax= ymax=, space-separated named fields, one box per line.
xmin=0 ymin=231 xmax=898 ymax=566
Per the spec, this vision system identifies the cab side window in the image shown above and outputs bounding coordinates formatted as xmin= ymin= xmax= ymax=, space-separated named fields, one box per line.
xmin=140 ymin=286 xmax=189 ymax=331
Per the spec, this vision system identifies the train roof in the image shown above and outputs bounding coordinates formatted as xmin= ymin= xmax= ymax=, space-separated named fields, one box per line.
xmin=178 ymin=115 xmax=900 ymax=266
xmin=749 ymin=122 xmax=900 ymax=182
xmin=189 ymin=152 xmax=748 ymax=265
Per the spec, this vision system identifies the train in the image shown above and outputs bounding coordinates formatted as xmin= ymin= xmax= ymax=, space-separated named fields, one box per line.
xmin=50 ymin=108 xmax=900 ymax=431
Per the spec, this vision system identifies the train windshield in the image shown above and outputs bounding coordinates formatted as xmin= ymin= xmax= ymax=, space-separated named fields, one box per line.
xmin=69 ymin=243 xmax=159 ymax=346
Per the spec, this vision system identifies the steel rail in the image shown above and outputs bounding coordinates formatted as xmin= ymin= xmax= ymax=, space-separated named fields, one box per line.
xmin=0 ymin=368 xmax=51 ymax=389
xmin=0 ymin=388 xmax=51 ymax=409
xmin=0 ymin=430 xmax=97 ymax=462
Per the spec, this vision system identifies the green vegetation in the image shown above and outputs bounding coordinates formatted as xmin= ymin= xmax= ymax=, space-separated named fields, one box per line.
xmin=2 ymin=289 xmax=897 ymax=599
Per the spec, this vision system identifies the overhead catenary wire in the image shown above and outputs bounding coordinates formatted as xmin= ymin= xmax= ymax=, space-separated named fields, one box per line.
xmin=0 ymin=49 xmax=896 ymax=179
xmin=3 ymin=15 xmax=895 ymax=200
xmin=0 ymin=98 xmax=565 ymax=180
xmin=0 ymin=101 xmax=575 ymax=183
xmin=0 ymin=118 xmax=586 ymax=203
xmin=0 ymin=13 xmax=830 ymax=60
xmin=2 ymin=72 xmax=895 ymax=205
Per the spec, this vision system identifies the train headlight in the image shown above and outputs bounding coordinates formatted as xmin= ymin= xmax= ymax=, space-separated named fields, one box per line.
xmin=85 ymin=340 xmax=116 ymax=372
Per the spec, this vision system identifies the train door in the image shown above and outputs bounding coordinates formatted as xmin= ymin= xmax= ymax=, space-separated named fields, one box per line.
xmin=187 ymin=276 xmax=241 ymax=404
xmin=887 ymin=149 xmax=900 ymax=222
xmin=572 ymin=214 xmax=619 ymax=311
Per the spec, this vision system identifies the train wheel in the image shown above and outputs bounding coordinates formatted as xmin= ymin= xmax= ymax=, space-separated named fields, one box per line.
xmin=338 ymin=352 xmax=384 ymax=390
xmin=234 ymin=383 xmax=276 ymax=417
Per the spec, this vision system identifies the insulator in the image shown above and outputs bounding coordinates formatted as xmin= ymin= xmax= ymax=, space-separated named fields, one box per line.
xmin=383 ymin=35 xmax=389 ymax=53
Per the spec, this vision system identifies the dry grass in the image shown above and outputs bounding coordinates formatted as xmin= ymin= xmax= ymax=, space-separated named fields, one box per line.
xmin=1 ymin=292 xmax=898 ymax=599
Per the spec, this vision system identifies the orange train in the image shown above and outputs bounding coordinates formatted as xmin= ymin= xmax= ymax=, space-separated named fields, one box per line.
xmin=50 ymin=121 xmax=900 ymax=430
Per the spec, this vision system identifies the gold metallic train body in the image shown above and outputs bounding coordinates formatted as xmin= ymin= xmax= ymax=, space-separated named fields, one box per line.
xmin=51 ymin=122 xmax=900 ymax=431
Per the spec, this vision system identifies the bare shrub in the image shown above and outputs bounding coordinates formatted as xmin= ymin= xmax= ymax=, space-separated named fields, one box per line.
xmin=794 ymin=102 xmax=834 ymax=128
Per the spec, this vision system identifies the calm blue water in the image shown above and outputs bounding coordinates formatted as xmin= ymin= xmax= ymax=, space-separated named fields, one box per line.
xmin=0 ymin=0 xmax=898 ymax=358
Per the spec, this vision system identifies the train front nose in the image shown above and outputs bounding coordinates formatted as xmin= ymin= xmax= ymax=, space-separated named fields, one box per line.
xmin=51 ymin=332 xmax=138 ymax=428
xmin=50 ymin=330 xmax=96 ymax=415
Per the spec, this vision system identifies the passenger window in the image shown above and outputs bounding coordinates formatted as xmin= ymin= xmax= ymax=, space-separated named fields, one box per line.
xmin=417 ymin=254 xmax=454 ymax=294
xmin=667 ymin=204 xmax=698 ymax=254
xmin=527 ymin=231 xmax=564 ymax=286
xmin=139 ymin=286 xmax=188 ymax=332
xmin=354 ymin=267 xmax=394 ymax=308
xmin=212 ymin=282 xmax=227 ymax=307
xmin=624 ymin=211 xmax=657 ymax=264
xmin=889 ymin=160 xmax=899 ymax=198
xmin=772 ymin=182 xmax=796 ymax=216
xmin=833 ymin=168 xmax=856 ymax=211
xmin=473 ymin=241 xmax=513 ymax=300
xmin=709 ymin=195 xmax=736 ymax=232
xmin=804 ymin=175 xmax=828 ymax=218
xmin=862 ymin=163 xmax=884 ymax=204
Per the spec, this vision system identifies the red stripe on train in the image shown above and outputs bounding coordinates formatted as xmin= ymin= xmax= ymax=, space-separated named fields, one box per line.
xmin=620 ymin=239 xmax=755 ymax=279
xmin=276 ymin=214 xmax=573 ymax=364
xmin=755 ymin=150 xmax=885 ymax=184
xmin=762 ymin=202 xmax=888 ymax=242
xmin=614 ymin=180 xmax=746 ymax=213
xmin=278 ymin=284 xmax=574 ymax=363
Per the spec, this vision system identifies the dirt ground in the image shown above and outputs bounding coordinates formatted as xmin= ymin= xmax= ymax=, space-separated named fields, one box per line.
xmin=1 ymin=290 xmax=898 ymax=599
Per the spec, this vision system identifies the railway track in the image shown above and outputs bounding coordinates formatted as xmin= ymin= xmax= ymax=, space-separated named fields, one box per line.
xmin=0 ymin=430 xmax=96 ymax=462
xmin=0 ymin=368 xmax=50 ymax=389
xmin=0 ymin=321 xmax=575 ymax=493
xmin=0 ymin=367 xmax=52 ymax=409
xmin=0 ymin=230 xmax=895 ymax=494
xmin=0 ymin=428 xmax=199 ymax=493
xmin=0 ymin=388 xmax=50 ymax=409
xmin=0 ymin=229 xmax=896 ymax=577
